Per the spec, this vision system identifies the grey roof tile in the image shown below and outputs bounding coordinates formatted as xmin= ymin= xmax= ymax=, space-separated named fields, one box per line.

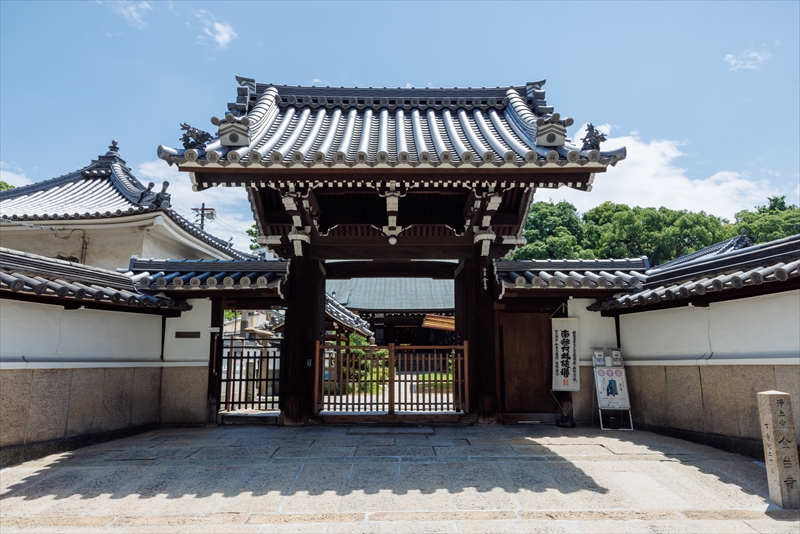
xmin=495 ymin=258 xmax=649 ymax=291
xmin=0 ymin=247 xmax=187 ymax=310
xmin=326 ymin=278 xmax=454 ymax=311
xmin=0 ymin=142 xmax=255 ymax=260
xmin=125 ymin=257 xmax=287 ymax=293
xmin=158 ymin=78 xmax=627 ymax=171
xmin=271 ymin=294 xmax=373 ymax=337
xmin=589 ymin=234 xmax=800 ymax=311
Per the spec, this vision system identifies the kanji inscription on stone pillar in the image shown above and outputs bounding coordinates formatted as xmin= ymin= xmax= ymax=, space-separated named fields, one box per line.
xmin=758 ymin=390 xmax=800 ymax=509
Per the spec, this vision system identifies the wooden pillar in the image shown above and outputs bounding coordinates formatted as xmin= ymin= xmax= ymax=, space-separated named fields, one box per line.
xmin=206 ymin=298 xmax=224 ymax=424
xmin=282 ymin=245 xmax=325 ymax=424
xmin=455 ymin=248 xmax=498 ymax=423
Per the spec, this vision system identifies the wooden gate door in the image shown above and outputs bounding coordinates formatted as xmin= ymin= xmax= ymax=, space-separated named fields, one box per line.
xmin=498 ymin=312 xmax=557 ymax=414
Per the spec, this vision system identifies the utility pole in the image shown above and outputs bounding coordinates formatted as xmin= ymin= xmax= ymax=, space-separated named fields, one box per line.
xmin=191 ymin=203 xmax=216 ymax=230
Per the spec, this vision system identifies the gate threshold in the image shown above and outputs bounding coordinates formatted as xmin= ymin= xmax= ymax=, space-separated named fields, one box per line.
xmin=220 ymin=411 xmax=280 ymax=425
xmin=317 ymin=412 xmax=476 ymax=425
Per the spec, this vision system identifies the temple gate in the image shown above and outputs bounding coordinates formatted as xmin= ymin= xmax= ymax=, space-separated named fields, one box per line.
xmin=158 ymin=77 xmax=625 ymax=424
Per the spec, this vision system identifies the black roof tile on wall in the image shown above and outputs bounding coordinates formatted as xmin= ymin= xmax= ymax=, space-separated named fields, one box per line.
xmin=588 ymin=234 xmax=800 ymax=311
xmin=0 ymin=247 xmax=188 ymax=310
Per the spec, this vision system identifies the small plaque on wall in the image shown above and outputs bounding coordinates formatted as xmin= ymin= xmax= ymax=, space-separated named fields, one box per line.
xmin=175 ymin=331 xmax=201 ymax=339
xmin=552 ymin=318 xmax=580 ymax=391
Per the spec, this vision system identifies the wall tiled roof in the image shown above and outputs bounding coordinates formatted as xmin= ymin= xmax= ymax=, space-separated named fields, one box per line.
xmin=589 ymin=234 xmax=800 ymax=311
xmin=496 ymin=258 xmax=649 ymax=293
xmin=0 ymin=247 xmax=187 ymax=310
xmin=125 ymin=257 xmax=287 ymax=293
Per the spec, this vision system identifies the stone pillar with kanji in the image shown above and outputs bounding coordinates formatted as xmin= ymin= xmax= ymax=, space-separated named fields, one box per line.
xmin=758 ymin=390 xmax=800 ymax=509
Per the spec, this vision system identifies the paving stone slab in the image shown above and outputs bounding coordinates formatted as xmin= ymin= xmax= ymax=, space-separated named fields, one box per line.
xmin=0 ymin=425 xmax=782 ymax=532
xmin=274 ymin=446 xmax=357 ymax=458
xmin=349 ymin=426 xmax=434 ymax=435
xmin=356 ymin=446 xmax=436 ymax=457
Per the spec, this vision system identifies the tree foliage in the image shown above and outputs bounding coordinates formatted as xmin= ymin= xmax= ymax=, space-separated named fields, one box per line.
xmin=246 ymin=224 xmax=260 ymax=250
xmin=508 ymin=196 xmax=798 ymax=266
xmin=733 ymin=196 xmax=800 ymax=244
xmin=0 ymin=181 xmax=14 ymax=191
xmin=223 ymin=310 xmax=241 ymax=321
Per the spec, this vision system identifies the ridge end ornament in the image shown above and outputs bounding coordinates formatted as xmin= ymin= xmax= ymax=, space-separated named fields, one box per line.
xmin=580 ymin=123 xmax=607 ymax=151
xmin=180 ymin=123 xmax=213 ymax=150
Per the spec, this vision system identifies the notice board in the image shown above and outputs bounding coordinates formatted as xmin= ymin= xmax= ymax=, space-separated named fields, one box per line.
xmin=593 ymin=366 xmax=631 ymax=410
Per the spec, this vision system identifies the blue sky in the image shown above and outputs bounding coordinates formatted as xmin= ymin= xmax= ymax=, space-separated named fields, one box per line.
xmin=1 ymin=1 xmax=798 ymax=250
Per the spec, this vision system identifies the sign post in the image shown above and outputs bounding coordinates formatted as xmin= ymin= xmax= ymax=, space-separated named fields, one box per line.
xmin=593 ymin=348 xmax=633 ymax=431
xmin=757 ymin=390 xmax=799 ymax=509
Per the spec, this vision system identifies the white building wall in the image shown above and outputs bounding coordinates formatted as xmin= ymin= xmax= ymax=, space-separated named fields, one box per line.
xmin=568 ymin=298 xmax=618 ymax=361
xmin=620 ymin=290 xmax=800 ymax=365
xmin=0 ymin=299 xmax=161 ymax=363
xmin=163 ymin=299 xmax=213 ymax=363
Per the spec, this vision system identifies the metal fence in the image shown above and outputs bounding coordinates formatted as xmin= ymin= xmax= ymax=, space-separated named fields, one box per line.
xmin=219 ymin=338 xmax=280 ymax=412
xmin=315 ymin=342 xmax=468 ymax=414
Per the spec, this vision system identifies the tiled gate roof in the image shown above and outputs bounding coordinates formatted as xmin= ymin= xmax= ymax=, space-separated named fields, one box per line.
xmin=158 ymin=78 xmax=626 ymax=172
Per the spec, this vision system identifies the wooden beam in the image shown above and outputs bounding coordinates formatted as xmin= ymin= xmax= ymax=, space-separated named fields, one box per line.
xmin=188 ymin=167 xmax=601 ymax=182
xmin=219 ymin=296 xmax=285 ymax=310
xmin=325 ymin=261 xmax=457 ymax=279
xmin=310 ymin=243 xmax=474 ymax=260
xmin=158 ymin=289 xmax=282 ymax=300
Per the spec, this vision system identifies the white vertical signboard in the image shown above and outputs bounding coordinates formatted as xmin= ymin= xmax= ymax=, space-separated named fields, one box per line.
xmin=551 ymin=318 xmax=580 ymax=391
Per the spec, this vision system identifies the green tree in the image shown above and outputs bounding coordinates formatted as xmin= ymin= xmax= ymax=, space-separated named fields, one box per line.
xmin=0 ymin=180 xmax=15 ymax=191
xmin=224 ymin=310 xmax=241 ymax=321
xmin=246 ymin=224 xmax=260 ymax=250
xmin=508 ymin=201 xmax=595 ymax=260
xmin=581 ymin=203 xmax=735 ymax=265
xmin=734 ymin=196 xmax=800 ymax=244
xmin=509 ymin=200 xmax=738 ymax=266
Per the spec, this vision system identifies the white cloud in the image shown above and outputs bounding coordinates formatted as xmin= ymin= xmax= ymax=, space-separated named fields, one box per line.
xmin=105 ymin=1 xmax=152 ymax=29
xmin=205 ymin=22 xmax=239 ymax=48
xmin=204 ymin=21 xmax=237 ymax=48
xmin=192 ymin=10 xmax=238 ymax=49
xmin=547 ymin=129 xmax=786 ymax=221
xmin=136 ymin=161 xmax=254 ymax=251
xmin=723 ymin=47 xmax=771 ymax=71
xmin=311 ymin=78 xmax=329 ymax=85
xmin=0 ymin=162 xmax=33 ymax=188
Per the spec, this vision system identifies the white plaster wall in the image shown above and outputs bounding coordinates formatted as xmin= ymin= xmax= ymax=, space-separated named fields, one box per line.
xmin=0 ymin=227 xmax=145 ymax=271
xmin=162 ymin=299 xmax=212 ymax=363
xmin=0 ymin=299 xmax=161 ymax=362
xmin=83 ymin=230 xmax=146 ymax=271
xmin=142 ymin=231 xmax=216 ymax=261
xmin=568 ymin=298 xmax=618 ymax=361
xmin=620 ymin=289 xmax=800 ymax=364
xmin=0 ymin=230 xmax=84 ymax=262
xmin=621 ymin=305 xmax=711 ymax=361
xmin=708 ymin=290 xmax=800 ymax=360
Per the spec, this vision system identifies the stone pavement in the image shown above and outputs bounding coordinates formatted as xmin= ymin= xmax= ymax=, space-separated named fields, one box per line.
xmin=1 ymin=424 xmax=798 ymax=533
